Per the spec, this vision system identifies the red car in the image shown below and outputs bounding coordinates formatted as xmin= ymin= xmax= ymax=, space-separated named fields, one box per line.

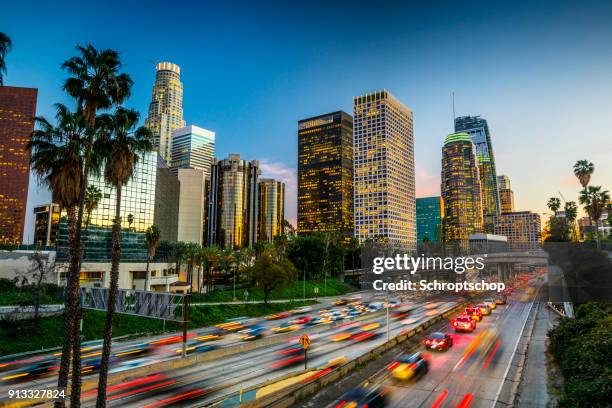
xmin=465 ymin=306 xmax=483 ymax=322
xmin=292 ymin=316 xmax=312 ymax=325
xmin=423 ymin=332 xmax=453 ymax=351
xmin=452 ymin=315 xmax=476 ymax=332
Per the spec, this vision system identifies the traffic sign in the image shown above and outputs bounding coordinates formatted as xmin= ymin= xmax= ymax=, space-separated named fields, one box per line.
xmin=299 ymin=334 xmax=311 ymax=349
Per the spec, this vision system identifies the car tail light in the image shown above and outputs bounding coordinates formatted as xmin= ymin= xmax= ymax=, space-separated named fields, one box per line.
xmin=335 ymin=402 xmax=347 ymax=408
xmin=439 ymin=340 xmax=446 ymax=346
xmin=387 ymin=361 xmax=400 ymax=370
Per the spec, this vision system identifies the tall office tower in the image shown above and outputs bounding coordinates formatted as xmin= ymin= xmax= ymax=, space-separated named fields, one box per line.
xmin=497 ymin=175 xmax=515 ymax=213
xmin=170 ymin=125 xmax=215 ymax=177
xmin=257 ymin=178 xmax=285 ymax=243
xmin=416 ymin=197 xmax=443 ymax=243
xmin=144 ymin=62 xmax=186 ymax=164
xmin=33 ymin=203 xmax=60 ymax=247
xmin=455 ymin=116 xmax=500 ymax=232
xmin=57 ymin=151 xmax=158 ymax=262
xmin=0 ymin=86 xmax=37 ymax=245
xmin=206 ymin=154 xmax=260 ymax=249
xmin=177 ymin=168 xmax=206 ymax=244
xmin=353 ymin=90 xmax=415 ymax=248
xmin=494 ymin=211 xmax=541 ymax=251
xmin=441 ymin=132 xmax=484 ymax=247
xmin=297 ymin=111 xmax=353 ymax=236
xmin=154 ymin=155 xmax=180 ymax=243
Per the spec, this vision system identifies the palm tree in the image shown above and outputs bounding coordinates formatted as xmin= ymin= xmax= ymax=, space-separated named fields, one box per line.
xmin=547 ymin=197 xmax=561 ymax=214
xmin=95 ymin=107 xmax=151 ymax=407
xmin=56 ymin=45 xmax=132 ymax=407
xmin=144 ymin=225 xmax=161 ymax=291
xmin=127 ymin=213 xmax=134 ymax=231
xmin=0 ymin=32 xmax=11 ymax=86
xmin=201 ymin=245 xmax=220 ymax=292
xmin=573 ymin=160 xmax=594 ymax=191
xmin=27 ymin=104 xmax=97 ymax=408
xmin=564 ymin=201 xmax=578 ymax=241
xmin=579 ymin=186 xmax=610 ymax=249
xmin=84 ymin=185 xmax=102 ymax=229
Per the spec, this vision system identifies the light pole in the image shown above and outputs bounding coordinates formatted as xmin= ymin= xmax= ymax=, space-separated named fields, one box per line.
xmin=386 ymin=290 xmax=390 ymax=342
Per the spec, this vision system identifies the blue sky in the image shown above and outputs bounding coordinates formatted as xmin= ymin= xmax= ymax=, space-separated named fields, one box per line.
xmin=2 ymin=0 xmax=612 ymax=243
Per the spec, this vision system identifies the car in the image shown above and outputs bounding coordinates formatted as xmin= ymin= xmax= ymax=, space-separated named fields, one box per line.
xmin=367 ymin=302 xmax=385 ymax=311
xmin=291 ymin=306 xmax=313 ymax=314
xmin=272 ymin=322 xmax=299 ymax=333
xmin=452 ymin=315 xmax=476 ymax=332
xmin=334 ymin=384 xmax=388 ymax=408
xmin=465 ymin=306 xmax=483 ymax=322
xmin=477 ymin=303 xmax=491 ymax=315
xmin=388 ymin=352 xmax=429 ymax=381
xmin=423 ymin=332 xmax=453 ymax=351
xmin=305 ymin=316 xmax=331 ymax=326
xmin=1 ymin=359 xmax=59 ymax=382
xmin=331 ymin=327 xmax=359 ymax=342
xmin=350 ymin=323 xmax=381 ymax=342
xmin=239 ymin=325 xmax=266 ymax=340
xmin=392 ymin=306 xmax=413 ymax=319
xmin=266 ymin=312 xmax=290 ymax=320
xmin=271 ymin=345 xmax=305 ymax=368
xmin=495 ymin=295 xmax=507 ymax=305
xmin=334 ymin=298 xmax=348 ymax=306
xmin=484 ymin=298 xmax=497 ymax=309
xmin=291 ymin=316 xmax=313 ymax=325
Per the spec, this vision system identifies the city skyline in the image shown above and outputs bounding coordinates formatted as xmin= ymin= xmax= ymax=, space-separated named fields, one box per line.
xmin=3 ymin=1 xmax=612 ymax=243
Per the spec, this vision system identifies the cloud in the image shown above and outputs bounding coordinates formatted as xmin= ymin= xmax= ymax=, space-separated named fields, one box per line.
xmin=415 ymin=163 xmax=440 ymax=197
xmin=260 ymin=159 xmax=297 ymax=227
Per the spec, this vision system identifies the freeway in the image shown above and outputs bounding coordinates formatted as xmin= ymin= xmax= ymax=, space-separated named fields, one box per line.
xmin=328 ymin=275 xmax=542 ymax=408
xmin=0 ymin=291 xmax=462 ymax=407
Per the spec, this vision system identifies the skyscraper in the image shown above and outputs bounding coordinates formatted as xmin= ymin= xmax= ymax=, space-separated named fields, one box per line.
xmin=493 ymin=211 xmax=541 ymax=251
xmin=297 ymin=111 xmax=353 ymax=236
xmin=353 ymin=90 xmax=415 ymax=248
xmin=176 ymin=168 xmax=206 ymax=244
xmin=170 ymin=125 xmax=215 ymax=177
xmin=0 ymin=86 xmax=37 ymax=245
xmin=497 ymin=175 xmax=515 ymax=213
xmin=441 ymin=132 xmax=484 ymax=247
xmin=416 ymin=197 xmax=443 ymax=243
xmin=455 ymin=116 xmax=500 ymax=232
xmin=33 ymin=203 xmax=60 ymax=247
xmin=258 ymin=178 xmax=285 ymax=243
xmin=206 ymin=154 xmax=260 ymax=249
xmin=144 ymin=62 xmax=186 ymax=164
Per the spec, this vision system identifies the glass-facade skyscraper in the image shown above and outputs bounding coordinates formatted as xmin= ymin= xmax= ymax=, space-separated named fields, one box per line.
xmin=145 ymin=62 xmax=186 ymax=164
xmin=297 ymin=111 xmax=353 ymax=236
xmin=33 ymin=203 xmax=60 ymax=247
xmin=416 ymin=197 xmax=443 ymax=243
xmin=206 ymin=154 xmax=260 ymax=249
xmin=170 ymin=125 xmax=215 ymax=177
xmin=353 ymin=90 xmax=415 ymax=248
xmin=0 ymin=86 xmax=37 ymax=245
xmin=455 ymin=115 xmax=500 ymax=232
xmin=257 ymin=178 xmax=285 ymax=243
xmin=441 ymin=132 xmax=484 ymax=247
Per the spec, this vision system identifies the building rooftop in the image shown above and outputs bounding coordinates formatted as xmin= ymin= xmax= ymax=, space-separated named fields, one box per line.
xmin=444 ymin=132 xmax=472 ymax=145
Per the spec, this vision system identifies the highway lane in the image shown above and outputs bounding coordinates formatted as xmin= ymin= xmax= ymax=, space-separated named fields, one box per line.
xmin=380 ymin=285 xmax=539 ymax=408
xmin=75 ymin=296 xmax=463 ymax=407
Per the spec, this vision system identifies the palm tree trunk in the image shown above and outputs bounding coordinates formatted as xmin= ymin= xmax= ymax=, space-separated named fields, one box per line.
xmin=96 ymin=185 xmax=122 ymax=408
xmin=144 ymin=255 xmax=151 ymax=291
xmin=70 ymin=305 xmax=83 ymax=407
xmin=56 ymin=205 xmax=78 ymax=407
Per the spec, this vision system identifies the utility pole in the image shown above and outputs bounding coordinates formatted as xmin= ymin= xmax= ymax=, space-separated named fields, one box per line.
xmin=181 ymin=294 xmax=189 ymax=358
xmin=386 ymin=291 xmax=390 ymax=342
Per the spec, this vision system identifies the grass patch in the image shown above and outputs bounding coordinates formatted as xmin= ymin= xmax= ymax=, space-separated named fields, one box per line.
xmin=191 ymin=278 xmax=353 ymax=303
xmin=0 ymin=300 xmax=314 ymax=356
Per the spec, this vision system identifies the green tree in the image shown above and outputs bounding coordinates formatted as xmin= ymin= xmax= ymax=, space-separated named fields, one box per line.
xmin=200 ymin=246 xmax=220 ymax=292
xmin=547 ymin=197 xmax=561 ymax=214
xmin=564 ymin=201 xmax=578 ymax=241
xmin=0 ymin=32 xmax=11 ymax=86
xmin=127 ymin=213 xmax=134 ymax=230
xmin=95 ymin=107 xmax=151 ymax=406
xmin=84 ymin=185 xmax=102 ymax=229
xmin=247 ymin=251 xmax=297 ymax=303
xmin=579 ymin=186 xmax=610 ymax=249
xmin=56 ymin=45 xmax=132 ymax=407
xmin=144 ymin=225 xmax=161 ymax=291
xmin=573 ymin=160 xmax=594 ymax=191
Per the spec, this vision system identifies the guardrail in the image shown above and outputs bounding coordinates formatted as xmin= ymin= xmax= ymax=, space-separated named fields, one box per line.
xmin=207 ymin=301 xmax=469 ymax=408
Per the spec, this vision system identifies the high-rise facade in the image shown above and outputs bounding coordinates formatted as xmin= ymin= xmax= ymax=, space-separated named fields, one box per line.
xmin=497 ymin=175 xmax=515 ymax=213
xmin=441 ymin=132 xmax=484 ymax=246
xmin=177 ymin=168 xmax=206 ymax=244
xmin=258 ymin=179 xmax=285 ymax=243
xmin=416 ymin=197 xmax=443 ymax=243
xmin=455 ymin=116 xmax=500 ymax=232
xmin=297 ymin=111 xmax=353 ymax=236
xmin=154 ymin=157 xmax=180 ymax=243
xmin=493 ymin=211 xmax=541 ymax=250
xmin=206 ymin=154 xmax=260 ymax=249
xmin=33 ymin=203 xmax=60 ymax=247
xmin=353 ymin=90 xmax=415 ymax=248
xmin=170 ymin=125 xmax=215 ymax=177
xmin=0 ymin=86 xmax=37 ymax=245
xmin=144 ymin=62 xmax=186 ymax=164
